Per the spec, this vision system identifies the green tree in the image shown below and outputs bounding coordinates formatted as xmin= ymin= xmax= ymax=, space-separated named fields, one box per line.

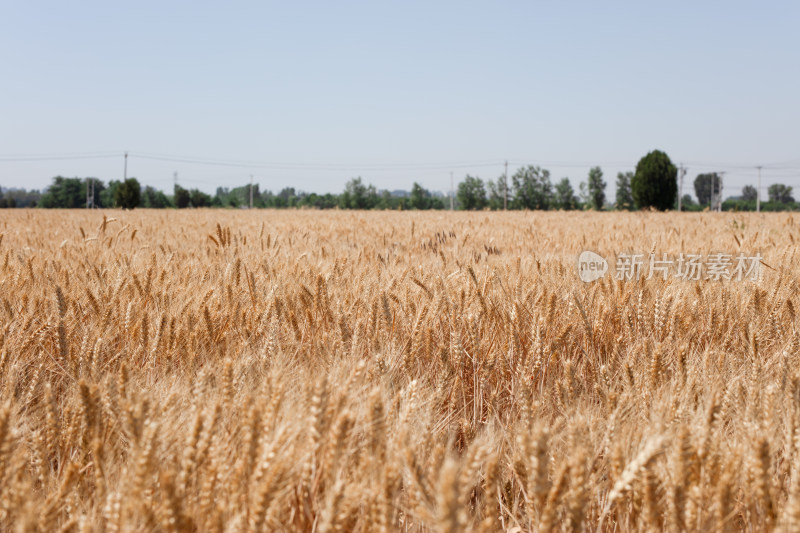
xmin=1 ymin=188 xmax=40 ymax=207
xmin=272 ymin=187 xmax=297 ymax=208
xmin=99 ymin=180 xmax=120 ymax=208
xmin=429 ymin=196 xmax=445 ymax=210
xmin=377 ymin=190 xmax=396 ymax=210
xmin=114 ymin=178 xmax=141 ymax=209
xmin=143 ymin=186 xmax=172 ymax=208
xmin=84 ymin=178 xmax=106 ymax=208
xmin=615 ymin=171 xmax=635 ymax=210
xmin=39 ymin=176 xmax=86 ymax=208
xmin=768 ymin=183 xmax=794 ymax=203
xmin=511 ymin=166 xmax=553 ymax=210
xmin=741 ymin=185 xmax=758 ymax=202
xmin=409 ymin=182 xmax=431 ymax=210
xmin=340 ymin=178 xmax=377 ymax=209
xmin=189 ymin=188 xmax=212 ymax=207
xmin=631 ymin=150 xmax=677 ymax=210
xmin=218 ymin=183 xmax=260 ymax=208
xmin=456 ymin=175 xmax=487 ymax=210
xmin=554 ymin=178 xmax=578 ymax=209
xmin=214 ymin=187 xmax=232 ymax=206
xmin=486 ymin=175 xmax=509 ymax=210
xmin=578 ymin=182 xmax=589 ymax=207
xmin=260 ymin=189 xmax=275 ymax=207
xmin=174 ymin=184 xmax=191 ymax=208
xmin=587 ymin=166 xmax=606 ymax=210
xmin=306 ymin=192 xmax=339 ymax=209
xmin=693 ymin=173 xmax=722 ymax=206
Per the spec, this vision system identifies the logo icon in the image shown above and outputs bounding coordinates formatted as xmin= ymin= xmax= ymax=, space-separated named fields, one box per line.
xmin=578 ymin=251 xmax=608 ymax=282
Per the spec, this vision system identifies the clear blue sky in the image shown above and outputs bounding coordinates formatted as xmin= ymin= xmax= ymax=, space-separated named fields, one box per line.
xmin=1 ymin=1 xmax=798 ymax=199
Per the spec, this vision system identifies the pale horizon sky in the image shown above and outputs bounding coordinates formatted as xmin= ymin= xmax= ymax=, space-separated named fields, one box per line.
xmin=2 ymin=1 xmax=798 ymax=200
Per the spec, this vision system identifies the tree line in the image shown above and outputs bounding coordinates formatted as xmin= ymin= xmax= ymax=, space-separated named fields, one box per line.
xmin=689 ymin=172 xmax=796 ymax=212
xmin=1 ymin=150 xmax=796 ymax=211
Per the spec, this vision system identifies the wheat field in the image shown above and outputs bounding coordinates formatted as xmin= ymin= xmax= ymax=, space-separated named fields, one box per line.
xmin=0 ymin=209 xmax=798 ymax=532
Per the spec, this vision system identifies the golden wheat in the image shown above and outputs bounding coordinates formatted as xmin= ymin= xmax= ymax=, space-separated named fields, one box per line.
xmin=0 ymin=209 xmax=797 ymax=531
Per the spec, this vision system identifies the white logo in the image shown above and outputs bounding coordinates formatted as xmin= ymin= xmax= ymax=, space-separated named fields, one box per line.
xmin=578 ymin=251 xmax=608 ymax=282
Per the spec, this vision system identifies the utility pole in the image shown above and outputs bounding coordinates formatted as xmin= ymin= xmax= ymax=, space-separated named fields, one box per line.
xmin=757 ymin=165 xmax=762 ymax=212
xmin=250 ymin=174 xmax=254 ymax=209
xmin=450 ymin=171 xmax=454 ymax=210
xmin=504 ymin=160 xmax=508 ymax=210
xmin=677 ymin=164 xmax=686 ymax=211
xmin=86 ymin=178 xmax=96 ymax=208
xmin=715 ymin=172 xmax=725 ymax=212
xmin=173 ymin=171 xmax=178 ymax=189
xmin=123 ymin=152 xmax=128 ymax=181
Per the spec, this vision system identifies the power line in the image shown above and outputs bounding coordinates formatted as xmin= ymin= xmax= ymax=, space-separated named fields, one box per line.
xmin=3 ymin=150 xmax=800 ymax=173
xmin=0 ymin=150 xmax=505 ymax=171
xmin=129 ymin=152 xmax=504 ymax=171
xmin=0 ymin=153 xmax=122 ymax=162
xmin=5 ymin=151 xmax=800 ymax=193
xmin=0 ymin=150 xmax=121 ymax=156
xmin=506 ymin=159 xmax=636 ymax=168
